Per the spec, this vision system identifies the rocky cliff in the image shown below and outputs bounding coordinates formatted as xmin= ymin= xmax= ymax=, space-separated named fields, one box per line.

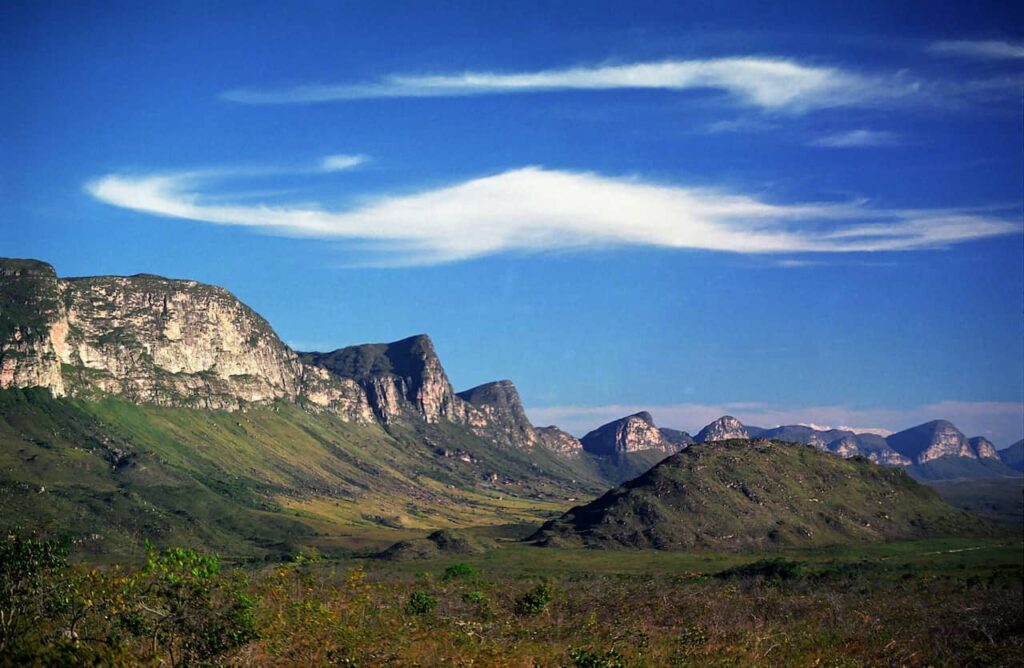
xmin=457 ymin=380 xmax=542 ymax=449
xmin=968 ymin=437 xmax=1000 ymax=461
xmin=0 ymin=259 xmax=582 ymax=455
xmin=580 ymin=411 xmax=678 ymax=457
xmin=695 ymin=415 xmax=749 ymax=443
xmin=300 ymin=335 xmax=466 ymax=424
xmin=0 ymin=259 xmax=373 ymax=417
xmin=886 ymin=420 xmax=977 ymax=464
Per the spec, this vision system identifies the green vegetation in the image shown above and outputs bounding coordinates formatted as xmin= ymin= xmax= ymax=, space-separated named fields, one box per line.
xmin=0 ymin=388 xmax=607 ymax=558
xmin=533 ymin=439 xmax=1005 ymax=550
xmin=1 ymin=533 xmax=1020 ymax=665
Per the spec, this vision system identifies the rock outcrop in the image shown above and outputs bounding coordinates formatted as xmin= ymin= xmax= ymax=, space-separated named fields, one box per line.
xmin=695 ymin=415 xmax=749 ymax=443
xmin=968 ymin=437 xmax=1000 ymax=461
xmin=580 ymin=411 xmax=677 ymax=457
xmin=0 ymin=259 xmax=373 ymax=417
xmin=536 ymin=425 xmax=583 ymax=456
xmin=457 ymin=380 xmax=540 ymax=449
xmin=886 ymin=420 xmax=977 ymax=464
xmin=300 ymin=335 xmax=466 ymax=424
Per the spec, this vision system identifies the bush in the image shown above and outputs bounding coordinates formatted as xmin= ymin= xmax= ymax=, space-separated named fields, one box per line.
xmin=128 ymin=544 xmax=259 ymax=665
xmin=569 ymin=646 xmax=626 ymax=668
xmin=406 ymin=591 xmax=437 ymax=615
xmin=442 ymin=562 xmax=477 ymax=581
xmin=715 ymin=558 xmax=805 ymax=585
xmin=0 ymin=534 xmax=69 ymax=655
xmin=514 ymin=579 xmax=553 ymax=616
xmin=462 ymin=591 xmax=488 ymax=604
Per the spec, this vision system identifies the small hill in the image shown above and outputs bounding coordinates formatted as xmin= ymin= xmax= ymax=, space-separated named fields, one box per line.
xmin=580 ymin=411 xmax=676 ymax=457
xmin=530 ymin=439 xmax=999 ymax=551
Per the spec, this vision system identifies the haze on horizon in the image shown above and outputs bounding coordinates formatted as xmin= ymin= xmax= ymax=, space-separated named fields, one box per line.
xmin=3 ymin=1 xmax=1022 ymax=445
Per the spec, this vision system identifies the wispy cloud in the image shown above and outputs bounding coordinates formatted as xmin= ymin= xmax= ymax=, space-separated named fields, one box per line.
xmin=527 ymin=400 xmax=1024 ymax=446
xmin=321 ymin=154 xmax=368 ymax=172
xmin=811 ymin=129 xmax=900 ymax=148
xmin=86 ymin=162 xmax=1019 ymax=266
xmin=928 ymin=40 xmax=1024 ymax=60
xmin=222 ymin=57 xmax=913 ymax=112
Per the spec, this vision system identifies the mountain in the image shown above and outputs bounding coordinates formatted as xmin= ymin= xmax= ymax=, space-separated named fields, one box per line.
xmin=968 ymin=437 xmax=1001 ymax=461
xmin=886 ymin=421 xmax=1018 ymax=480
xmin=0 ymin=259 xmax=370 ymax=416
xmin=580 ymin=411 xmax=676 ymax=457
xmin=530 ymin=439 xmax=1002 ymax=550
xmin=1001 ymin=440 xmax=1024 ymax=472
xmin=695 ymin=415 xmax=748 ymax=442
xmin=0 ymin=259 xmax=610 ymax=556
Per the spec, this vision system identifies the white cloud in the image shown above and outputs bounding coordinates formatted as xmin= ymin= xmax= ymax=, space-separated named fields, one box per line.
xmin=321 ymin=154 xmax=368 ymax=172
xmin=527 ymin=401 xmax=1024 ymax=447
xmin=928 ymin=40 xmax=1024 ymax=60
xmin=86 ymin=164 xmax=1019 ymax=266
xmin=811 ymin=129 xmax=900 ymax=148
xmin=221 ymin=57 xmax=912 ymax=112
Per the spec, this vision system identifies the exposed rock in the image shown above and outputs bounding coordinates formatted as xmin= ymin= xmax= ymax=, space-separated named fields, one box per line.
xmin=0 ymin=260 xmax=66 ymax=397
xmin=457 ymin=380 xmax=539 ymax=448
xmin=695 ymin=415 xmax=749 ymax=443
xmin=300 ymin=335 xmax=466 ymax=424
xmin=580 ymin=411 xmax=674 ymax=457
xmin=968 ymin=437 xmax=1001 ymax=461
xmin=0 ymin=260 xmax=370 ymax=417
xmin=536 ymin=425 xmax=583 ymax=456
xmin=827 ymin=435 xmax=863 ymax=459
xmin=887 ymin=420 xmax=976 ymax=464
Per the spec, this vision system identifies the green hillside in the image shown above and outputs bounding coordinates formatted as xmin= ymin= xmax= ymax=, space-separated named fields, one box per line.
xmin=0 ymin=388 xmax=607 ymax=558
xmin=531 ymin=439 xmax=1004 ymax=550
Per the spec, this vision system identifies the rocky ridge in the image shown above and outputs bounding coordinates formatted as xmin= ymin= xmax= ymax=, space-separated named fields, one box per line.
xmin=0 ymin=258 xmax=574 ymax=454
xmin=695 ymin=415 xmax=749 ymax=443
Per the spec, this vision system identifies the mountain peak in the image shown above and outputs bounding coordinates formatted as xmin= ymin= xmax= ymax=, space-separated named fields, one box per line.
xmin=580 ymin=411 xmax=673 ymax=457
xmin=695 ymin=415 xmax=749 ymax=443
xmin=886 ymin=420 xmax=974 ymax=464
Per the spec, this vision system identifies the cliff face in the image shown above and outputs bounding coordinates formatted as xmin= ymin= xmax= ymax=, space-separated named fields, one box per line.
xmin=580 ymin=411 xmax=676 ymax=457
xmin=887 ymin=420 xmax=977 ymax=464
xmin=968 ymin=437 xmax=1000 ymax=461
xmin=457 ymin=380 xmax=541 ymax=449
xmin=300 ymin=335 xmax=466 ymax=424
xmin=0 ymin=260 xmax=67 ymax=396
xmin=0 ymin=259 xmax=372 ymax=418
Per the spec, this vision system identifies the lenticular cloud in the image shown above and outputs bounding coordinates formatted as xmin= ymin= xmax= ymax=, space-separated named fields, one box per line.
xmin=87 ymin=165 xmax=1018 ymax=266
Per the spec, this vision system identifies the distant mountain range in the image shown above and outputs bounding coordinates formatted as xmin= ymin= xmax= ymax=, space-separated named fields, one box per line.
xmin=0 ymin=258 xmax=1020 ymax=554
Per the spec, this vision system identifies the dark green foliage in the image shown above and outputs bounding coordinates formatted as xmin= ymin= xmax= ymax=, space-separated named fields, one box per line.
xmin=0 ymin=533 xmax=69 ymax=654
xmin=441 ymin=561 xmax=476 ymax=581
xmin=132 ymin=543 xmax=259 ymax=665
xmin=514 ymin=579 xmax=553 ymax=616
xmin=569 ymin=646 xmax=626 ymax=668
xmin=405 ymin=591 xmax=437 ymax=615
xmin=716 ymin=558 xmax=806 ymax=585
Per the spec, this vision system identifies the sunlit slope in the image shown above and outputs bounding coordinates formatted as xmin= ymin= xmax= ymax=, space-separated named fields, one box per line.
xmin=0 ymin=389 xmax=602 ymax=557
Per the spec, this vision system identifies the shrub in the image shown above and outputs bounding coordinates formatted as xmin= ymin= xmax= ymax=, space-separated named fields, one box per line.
xmin=127 ymin=543 xmax=259 ymax=665
xmin=514 ymin=579 xmax=553 ymax=616
xmin=442 ymin=562 xmax=477 ymax=581
xmin=406 ymin=591 xmax=438 ymax=615
xmin=462 ymin=591 xmax=488 ymax=604
xmin=715 ymin=558 xmax=805 ymax=585
xmin=569 ymin=646 xmax=626 ymax=668
xmin=0 ymin=534 xmax=69 ymax=654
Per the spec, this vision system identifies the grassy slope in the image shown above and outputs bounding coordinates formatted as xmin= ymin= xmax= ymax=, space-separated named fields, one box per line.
xmin=0 ymin=388 xmax=605 ymax=559
xmin=928 ymin=476 xmax=1024 ymax=527
xmin=532 ymin=439 xmax=1008 ymax=551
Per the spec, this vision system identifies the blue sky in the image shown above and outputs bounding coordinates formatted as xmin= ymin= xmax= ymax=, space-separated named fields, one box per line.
xmin=3 ymin=1 xmax=1023 ymax=444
